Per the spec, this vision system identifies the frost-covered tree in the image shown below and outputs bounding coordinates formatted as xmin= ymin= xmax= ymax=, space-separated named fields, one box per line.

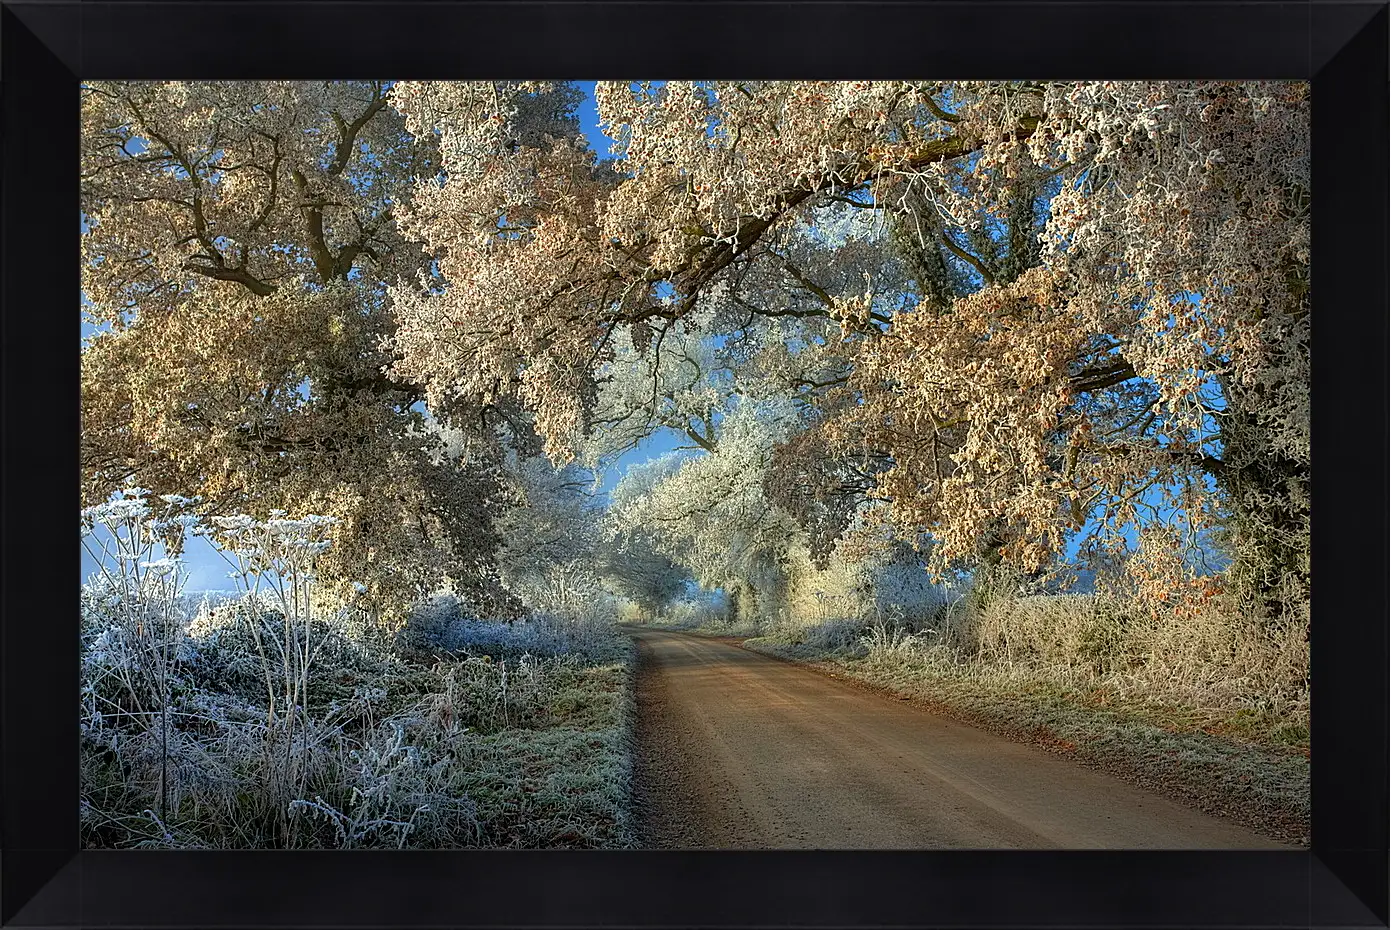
xmin=89 ymin=80 xmax=1309 ymax=628
xmin=494 ymin=453 xmax=606 ymax=614
xmin=80 ymin=80 xmax=585 ymax=610
xmin=605 ymin=400 xmax=805 ymax=622
xmin=392 ymin=80 xmax=1308 ymax=625
xmin=595 ymin=525 xmax=689 ymax=618
xmin=580 ymin=315 xmax=727 ymax=467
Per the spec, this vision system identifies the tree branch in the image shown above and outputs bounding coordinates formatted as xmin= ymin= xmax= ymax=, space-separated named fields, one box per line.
xmin=1068 ymin=359 xmax=1138 ymax=394
xmin=669 ymin=129 xmax=1004 ymax=317
xmin=939 ymin=232 xmax=995 ymax=285
xmin=327 ymin=85 xmax=388 ymax=178
xmin=781 ymin=260 xmax=836 ymax=308
xmin=182 ymin=261 xmax=277 ymax=296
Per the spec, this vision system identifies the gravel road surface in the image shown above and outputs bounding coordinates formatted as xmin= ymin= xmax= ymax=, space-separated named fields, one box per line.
xmin=629 ymin=627 xmax=1288 ymax=849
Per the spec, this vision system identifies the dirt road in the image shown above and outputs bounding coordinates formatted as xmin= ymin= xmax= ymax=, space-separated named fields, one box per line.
xmin=629 ymin=628 xmax=1288 ymax=849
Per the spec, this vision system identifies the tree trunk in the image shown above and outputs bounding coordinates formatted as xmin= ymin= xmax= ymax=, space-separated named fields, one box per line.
xmin=1215 ymin=380 xmax=1310 ymax=636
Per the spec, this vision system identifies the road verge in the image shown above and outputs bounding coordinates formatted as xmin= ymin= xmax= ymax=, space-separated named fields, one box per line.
xmin=740 ymin=636 xmax=1310 ymax=847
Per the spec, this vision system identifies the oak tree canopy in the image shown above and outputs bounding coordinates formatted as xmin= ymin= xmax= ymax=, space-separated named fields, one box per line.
xmin=82 ymin=80 xmax=1309 ymax=626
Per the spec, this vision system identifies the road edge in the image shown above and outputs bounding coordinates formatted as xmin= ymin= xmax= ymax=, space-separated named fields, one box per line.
xmin=734 ymin=635 xmax=1309 ymax=848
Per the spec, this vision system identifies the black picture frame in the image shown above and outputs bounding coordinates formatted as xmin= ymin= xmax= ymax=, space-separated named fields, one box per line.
xmin=4 ymin=2 xmax=1385 ymax=927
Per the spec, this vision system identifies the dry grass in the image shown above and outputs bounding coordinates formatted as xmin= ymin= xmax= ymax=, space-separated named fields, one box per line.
xmin=751 ymin=588 xmax=1308 ymax=744
xmin=81 ymin=595 xmax=638 ymax=849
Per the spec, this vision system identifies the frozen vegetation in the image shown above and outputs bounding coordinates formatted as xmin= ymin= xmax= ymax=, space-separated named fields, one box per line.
xmin=81 ymin=492 xmax=635 ymax=849
xmin=79 ymin=80 xmax=1311 ymax=848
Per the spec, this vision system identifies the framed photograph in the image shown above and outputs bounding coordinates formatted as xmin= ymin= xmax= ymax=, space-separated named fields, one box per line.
xmin=3 ymin=1 xmax=1385 ymax=927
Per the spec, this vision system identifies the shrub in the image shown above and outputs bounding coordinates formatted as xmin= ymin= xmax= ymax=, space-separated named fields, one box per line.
xmin=398 ymin=596 xmax=626 ymax=665
xmin=81 ymin=489 xmax=635 ymax=850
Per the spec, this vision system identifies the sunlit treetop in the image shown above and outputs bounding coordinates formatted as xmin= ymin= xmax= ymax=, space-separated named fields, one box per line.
xmin=82 ymin=80 xmax=1309 ymax=623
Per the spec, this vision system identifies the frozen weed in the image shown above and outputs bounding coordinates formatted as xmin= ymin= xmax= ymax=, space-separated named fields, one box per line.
xmin=81 ymin=488 xmax=636 ymax=849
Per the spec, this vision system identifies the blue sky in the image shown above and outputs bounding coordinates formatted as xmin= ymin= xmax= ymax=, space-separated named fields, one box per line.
xmin=575 ymin=81 xmax=608 ymax=155
xmin=574 ymin=82 xmax=692 ymax=496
